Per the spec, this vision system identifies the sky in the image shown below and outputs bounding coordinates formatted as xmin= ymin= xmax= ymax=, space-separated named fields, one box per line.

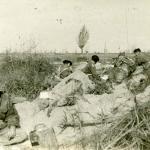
xmin=0 ymin=0 xmax=150 ymax=53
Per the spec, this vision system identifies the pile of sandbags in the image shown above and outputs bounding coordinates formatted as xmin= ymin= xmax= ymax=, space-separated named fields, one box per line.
xmin=39 ymin=70 xmax=95 ymax=107
xmin=15 ymin=82 xmax=150 ymax=144
xmin=14 ymin=69 xmax=150 ymax=149
xmin=15 ymin=71 xmax=95 ymax=134
xmin=52 ymin=70 xmax=95 ymax=94
xmin=56 ymin=84 xmax=150 ymax=148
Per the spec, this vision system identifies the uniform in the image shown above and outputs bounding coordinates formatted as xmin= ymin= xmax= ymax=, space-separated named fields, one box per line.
xmin=58 ymin=66 xmax=72 ymax=79
xmin=81 ymin=60 xmax=99 ymax=80
xmin=0 ymin=93 xmax=19 ymax=129
xmin=81 ymin=60 xmax=112 ymax=94
xmin=134 ymin=53 xmax=150 ymax=78
xmin=0 ymin=93 xmax=27 ymax=145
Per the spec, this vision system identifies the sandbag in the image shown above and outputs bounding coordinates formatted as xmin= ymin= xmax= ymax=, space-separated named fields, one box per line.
xmin=52 ymin=70 xmax=95 ymax=94
xmin=127 ymin=73 xmax=149 ymax=94
xmin=39 ymin=70 xmax=95 ymax=107
xmin=75 ymin=62 xmax=87 ymax=71
xmin=15 ymin=83 xmax=150 ymax=148
xmin=115 ymin=64 xmax=129 ymax=83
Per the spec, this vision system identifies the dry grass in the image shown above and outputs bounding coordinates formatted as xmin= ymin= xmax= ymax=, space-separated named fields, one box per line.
xmin=74 ymin=100 xmax=150 ymax=150
xmin=0 ymin=52 xmax=56 ymax=99
xmin=58 ymin=99 xmax=150 ymax=150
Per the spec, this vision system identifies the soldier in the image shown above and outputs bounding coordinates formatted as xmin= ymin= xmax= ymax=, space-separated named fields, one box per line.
xmin=133 ymin=48 xmax=150 ymax=70
xmin=57 ymin=60 xmax=73 ymax=79
xmin=81 ymin=55 xmax=100 ymax=80
xmin=112 ymin=52 xmax=135 ymax=83
xmin=82 ymin=55 xmax=112 ymax=94
xmin=133 ymin=48 xmax=150 ymax=83
xmin=0 ymin=86 xmax=27 ymax=145
xmin=45 ymin=60 xmax=73 ymax=89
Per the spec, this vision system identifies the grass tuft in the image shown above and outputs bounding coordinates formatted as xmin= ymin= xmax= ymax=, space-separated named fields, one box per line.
xmin=0 ymin=53 xmax=56 ymax=99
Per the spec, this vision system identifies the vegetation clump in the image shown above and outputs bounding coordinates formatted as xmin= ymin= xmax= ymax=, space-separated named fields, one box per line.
xmin=0 ymin=53 xmax=56 ymax=99
xmin=78 ymin=101 xmax=150 ymax=150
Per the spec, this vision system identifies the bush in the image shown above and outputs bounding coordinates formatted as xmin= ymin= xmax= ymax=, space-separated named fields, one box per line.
xmin=0 ymin=53 xmax=56 ymax=99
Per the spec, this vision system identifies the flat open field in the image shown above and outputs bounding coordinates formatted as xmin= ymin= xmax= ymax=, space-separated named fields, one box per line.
xmin=0 ymin=52 xmax=150 ymax=64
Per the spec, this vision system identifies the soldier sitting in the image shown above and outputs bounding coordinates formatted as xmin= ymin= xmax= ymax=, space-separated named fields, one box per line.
xmin=57 ymin=60 xmax=73 ymax=79
xmin=133 ymin=48 xmax=150 ymax=75
xmin=44 ymin=60 xmax=73 ymax=89
xmin=112 ymin=52 xmax=135 ymax=83
xmin=81 ymin=55 xmax=100 ymax=80
xmin=0 ymin=87 xmax=27 ymax=146
xmin=133 ymin=48 xmax=149 ymax=67
xmin=81 ymin=55 xmax=113 ymax=94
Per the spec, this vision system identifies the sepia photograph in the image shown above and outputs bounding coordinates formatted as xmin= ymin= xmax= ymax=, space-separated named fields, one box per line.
xmin=0 ymin=0 xmax=150 ymax=149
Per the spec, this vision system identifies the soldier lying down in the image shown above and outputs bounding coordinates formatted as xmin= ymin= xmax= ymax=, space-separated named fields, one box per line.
xmin=0 ymin=87 xmax=27 ymax=146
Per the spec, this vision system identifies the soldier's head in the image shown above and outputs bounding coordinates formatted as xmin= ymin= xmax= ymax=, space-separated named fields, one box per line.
xmin=133 ymin=48 xmax=141 ymax=56
xmin=91 ymin=55 xmax=99 ymax=64
xmin=63 ymin=60 xmax=72 ymax=67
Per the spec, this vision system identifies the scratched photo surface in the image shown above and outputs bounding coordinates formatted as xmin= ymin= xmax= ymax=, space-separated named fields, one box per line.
xmin=0 ymin=0 xmax=150 ymax=150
